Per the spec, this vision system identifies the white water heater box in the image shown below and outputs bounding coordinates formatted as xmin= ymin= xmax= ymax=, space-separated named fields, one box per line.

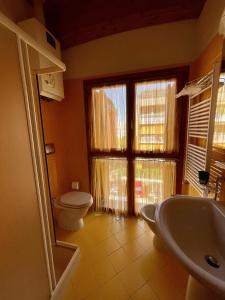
xmin=18 ymin=18 xmax=64 ymax=101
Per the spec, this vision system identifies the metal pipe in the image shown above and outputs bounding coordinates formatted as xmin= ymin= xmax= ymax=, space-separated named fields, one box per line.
xmin=214 ymin=176 xmax=225 ymax=201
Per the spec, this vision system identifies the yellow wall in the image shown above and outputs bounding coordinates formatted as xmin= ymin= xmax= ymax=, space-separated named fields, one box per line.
xmin=190 ymin=34 xmax=224 ymax=79
xmin=63 ymin=20 xmax=197 ymax=79
xmin=196 ymin=0 xmax=225 ymax=54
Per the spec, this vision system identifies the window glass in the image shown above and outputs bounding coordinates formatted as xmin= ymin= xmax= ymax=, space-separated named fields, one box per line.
xmin=90 ymin=85 xmax=127 ymax=151
xmin=134 ymin=159 xmax=176 ymax=214
xmin=134 ymin=79 xmax=177 ymax=152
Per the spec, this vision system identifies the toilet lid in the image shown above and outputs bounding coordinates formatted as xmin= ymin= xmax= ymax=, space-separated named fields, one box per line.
xmin=60 ymin=191 xmax=93 ymax=208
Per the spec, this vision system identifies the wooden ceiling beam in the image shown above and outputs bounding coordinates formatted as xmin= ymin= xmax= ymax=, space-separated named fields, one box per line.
xmin=44 ymin=0 xmax=206 ymax=49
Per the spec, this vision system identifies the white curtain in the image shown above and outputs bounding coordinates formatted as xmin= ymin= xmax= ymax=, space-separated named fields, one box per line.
xmin=134 ymin=159 xmax=176 ymax=215
xmin=92 ymin=158 xmax=128 ymax=215
xmin=213 ymin=73 xmax=225 ymax=149
xmin=134 ymin=79 xmax=177 ymax=153
xmin=90 ymin=85 xmax=127 ymax=151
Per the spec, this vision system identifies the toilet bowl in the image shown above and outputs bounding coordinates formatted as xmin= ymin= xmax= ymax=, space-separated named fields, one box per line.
xmin=53 ymin=191 xmax=93 ymax=231
xmin=140 ymin=203 xmax=167 ymax=251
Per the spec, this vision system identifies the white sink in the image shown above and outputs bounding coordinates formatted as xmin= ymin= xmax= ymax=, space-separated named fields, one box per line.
xmin=155 ymin=195 xmax=225 ymax=300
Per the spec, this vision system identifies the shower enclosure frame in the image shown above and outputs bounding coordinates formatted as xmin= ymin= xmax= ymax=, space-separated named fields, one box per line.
xmin=0 ymin=10 xmax=79 ymax=299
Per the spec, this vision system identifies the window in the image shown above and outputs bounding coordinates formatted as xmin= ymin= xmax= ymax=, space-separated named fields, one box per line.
xmin=134 ymin=159 xmax=176 ymax=214
xmin=90 ymin=85 xmax=126 ymax=151
xmin=213 ymin=73 xmax=225 ymax=149
xmin=134 ymin=79 xmax=177 ymax=152
xmin=92 ymin=158 xmax=128 ymax=214
xmin=85 ymin=67 xmax=187 ymax=215
xmin=90 ymin=84 xmax=127 ymax=214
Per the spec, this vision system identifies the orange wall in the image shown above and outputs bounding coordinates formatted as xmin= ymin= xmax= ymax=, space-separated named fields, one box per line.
xmin=61 ymin=79 xmax=90 ymax=193
xmin=190 ymin=34 xmax=224 ymax=79
xmin=41 ymin=79 xmax=90 ymax=197
xmin=41 ymin=101 xmax=69 ymax=197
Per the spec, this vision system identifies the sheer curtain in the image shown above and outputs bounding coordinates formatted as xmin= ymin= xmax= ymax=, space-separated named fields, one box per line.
xmin=213 ymin=74 xmax=225 ymax=149
xmin=89 ymin=81 xmax=178 ymax=215
xmin=90 ymin=85 xmax=126 ymax=151
xmin=134 ymin=159 xmax=176 ymax=215
xmin=90 ymin=84 xmax=127 ymax=214
xmin=134 ymin=79 xmax=177 ymax=153
xmin=92 ymin=158 xmax=128 ymax=214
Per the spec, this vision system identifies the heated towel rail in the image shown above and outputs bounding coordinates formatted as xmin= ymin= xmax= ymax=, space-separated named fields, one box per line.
xmin=184 ymin=65 xmax=221 ymax=194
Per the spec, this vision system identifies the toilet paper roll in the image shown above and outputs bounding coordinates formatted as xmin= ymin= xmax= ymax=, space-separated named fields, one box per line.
xmin=72 ymin=181 xmax=79 ymax=190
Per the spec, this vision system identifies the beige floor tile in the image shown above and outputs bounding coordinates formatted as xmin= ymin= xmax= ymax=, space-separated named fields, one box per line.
xmin=123 ymin=217 xmax=144 ymax=228
xmin=131 ymin=248 xmax=168 ymax=283
xmin=70 ymin=260 xmax=98 ymax=300
xmin=101 ymin=275 xmax=130 ymax=300
xmin=161 ymin=260 xmax=188 ymax=299
xmin=124 ymin=220 xmax=145 ymax=235
xmin=91 ymin=257 xmax=117 ymax=285
xmin=130 ymin=254 xmax=154 ymax=282
xmin=59 ymin=213 xmax=187 ymax=300
xmin=147 ymin=266 xmax=186 ymax=300
xmin=97 ymin=235 xmax=121 ymax=255
xmin=109 ymin=247 xmax=131 ymax=273
xmin=84 ymin=286 xmax=105 ymax=300
xmin=92 ymin=227 xmax=113 ymax=241
xmin=122 ymin=241 xmax=146 ymax=261
xmin=62 ymin=281 xmax=75 ymax=300
xmin=115 ymin=228 xmax=144 ymax=246
xmin=136 ymin=218 xmax=148 ymax=229
xmin=131 ymin=283 xmax=159 ymax=300
xmin=135 ymin=231 xmax=154 ymax=252
xmin=109 ymin=218 xmax=127 ymax=234
xmin=118 ymin=261 xmax=146 ymax=296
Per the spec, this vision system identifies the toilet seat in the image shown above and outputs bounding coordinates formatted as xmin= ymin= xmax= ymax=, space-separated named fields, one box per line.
xmin=59 ymin=191 xmax=93 ymax=209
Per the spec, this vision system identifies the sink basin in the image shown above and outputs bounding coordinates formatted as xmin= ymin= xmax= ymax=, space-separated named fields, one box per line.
xmin=155 ymin=195 xmax=225 ymax=299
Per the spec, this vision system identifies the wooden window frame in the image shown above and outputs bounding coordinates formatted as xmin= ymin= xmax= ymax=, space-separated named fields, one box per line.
xmin=212 ymin=61 xmax=225 ymax=154
xmin=84 ymin=66 xmax=189 ymax=215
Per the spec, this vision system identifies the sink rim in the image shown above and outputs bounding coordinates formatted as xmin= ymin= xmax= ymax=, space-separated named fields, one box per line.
xmin=155 ymin=195 xmax=225 ymax=295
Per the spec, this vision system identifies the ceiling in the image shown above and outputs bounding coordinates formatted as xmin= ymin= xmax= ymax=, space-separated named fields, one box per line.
xmin=44 ymin=0 xmax=206 ymax=49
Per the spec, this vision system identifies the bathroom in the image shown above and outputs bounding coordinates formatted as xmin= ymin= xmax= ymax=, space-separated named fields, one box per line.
xmin=1 ymin=0 xmax=225 ymax=299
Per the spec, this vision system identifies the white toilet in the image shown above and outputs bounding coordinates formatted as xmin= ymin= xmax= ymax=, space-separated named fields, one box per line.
xmin=53 ymin=191 xmax=93 ymax=231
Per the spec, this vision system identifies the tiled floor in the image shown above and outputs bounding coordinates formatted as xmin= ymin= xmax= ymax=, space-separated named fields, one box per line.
xmin=57 ymin=213 xmax=188 ymax=300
